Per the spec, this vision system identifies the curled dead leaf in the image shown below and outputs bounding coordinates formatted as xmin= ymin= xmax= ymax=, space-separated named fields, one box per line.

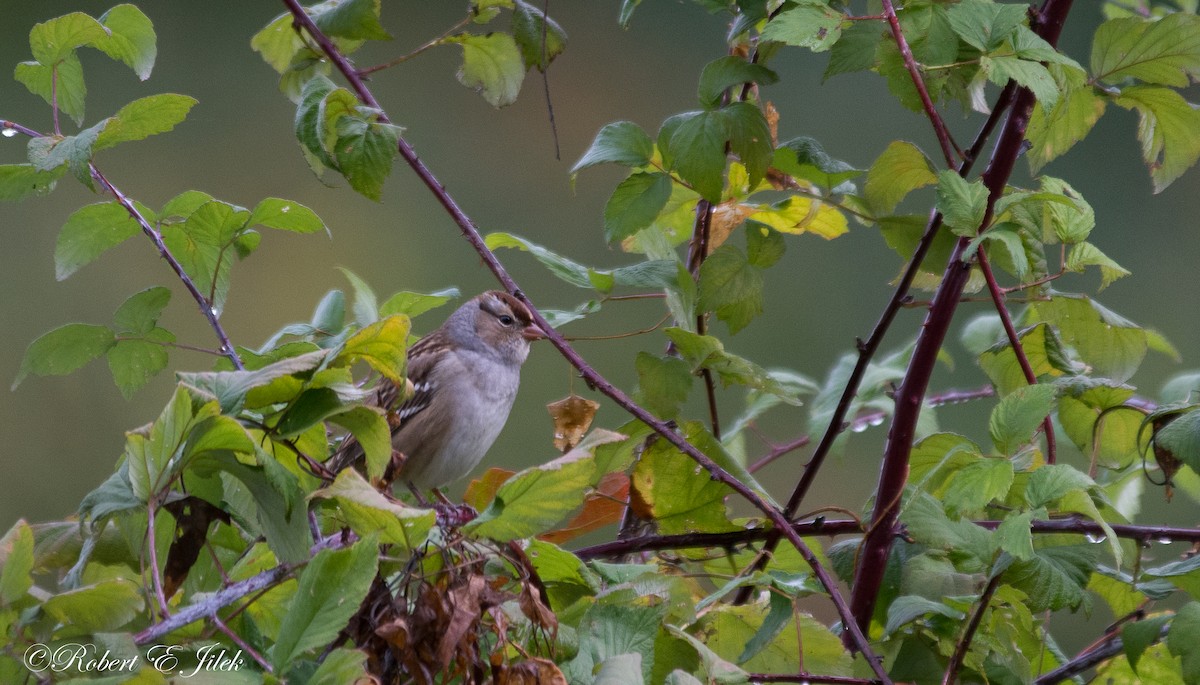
xmin=493 ymin=657 xmax=568 ymax=685
xmin=709 ymin=201 xmax=754 ymax=251
xmin=765 ymin=101 xmax=779 ymax=147
xmin=547 ymin=394 xmax=600 ymax=452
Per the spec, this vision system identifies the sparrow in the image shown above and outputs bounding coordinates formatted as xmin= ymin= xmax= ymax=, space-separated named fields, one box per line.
xmin=328 ymin=291 xmax=545 ymax=492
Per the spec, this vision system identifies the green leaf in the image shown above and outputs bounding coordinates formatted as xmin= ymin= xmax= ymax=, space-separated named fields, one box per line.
xmin=94 ymin=4 xmax=157 ymax=80
xmin=772 ymin=137 xmax=862 ymax=191
xmin=697 ymin=56 xmax=779 ymax=108
xmin=485 ymin=232 xmax=674 ymax=293
xmin=14 ymin=54 xmax=87 ymax=126
xmin=761 ymin=2 xmax=844 ymax=52
xmin=989 ymin=383 xmax=1057 ymax=455
xmin=162 ymin=200 xmax=250 ymax=316
xmin=13 ymin=323 xmax=115 ymax=389
xmin=94 ymin=94 xmax=197 ymax=152
xmin=1114 ymin=85 xmax=1200 ymax=193
xmin=698 ymin=244 xmax=764 ymax=334
xmin=723 ymin=102 xmax=773 ymax=189
xmin=328 ymin=407 xmax=392 ymax=479
xmin=276 ymin=388 xmax=347 ymax=437
xmin=635 ymin=353 xmax=694 ymax=420
xmin=885 ymin=595 xmax=966 ymax=636
xmin=465 ymin=432 xmax=623 ymax=541
xmin=309 ymin=648 xmax=370 ymax=685
xmin=113 ymin=287 xmax=171 ymax=335
xmin=1169 ymin=602 xmax=1200 ymax=683
xmin=1065 ymin=241 xmax=1130 ymax=290
xmin=746 ymin=223 xmax=785 ymax=268
xmin=205 ymin=454 xmax=312 ymax=564
xmin=379 ymin=288 xmax=460 ymax=319
xmin=447 ymin=32 xmax=525 ymax=108
xmin=334 ymin=314 xmax=410 ymax=383
xmin=313 ymin=471 xmax=435 ymax=551
xmin=978 ymin=323 xmax=1073 ymax=395
xmin=1057 ymin=379 xmax=1141 ymax=468
xmin=824 ymin=18 xmax=883 ymax=80
xmin=995 ymin=510 xmax=1036 ymax=561
xmin=1025 ymin=463 xmax=1095 ymax=508
xmin=0 ymin=164 xmax=63 ymax=201
xmin=944 ymin=457 xmax=1015 ymax=514
xmin=43 ymin=579 xmax=143 ymax=634
xmin=1030 ymin=294 xmax=1147 ymax=384
xmin=29 ymin=12 xmax=108 ymax=66
xmin=331 ymin=114 xmax=400 ymax=201
xmin=983 ymin=55 xmax=1060 ymax=110
xmin=604 ymin=172 xmax=673 ymax=243
xmin=0 ymin=521 xmax=34 ymax=606
xmin=572 ymin=121 xmax=654 ymax=173
xmin=338 ymin=267 xmax=379 ymax=327
xmin=936 ymin=170 xmax=990 ymax=236
xmin=178 ymin=349 xmax=327 ymax=413
xmin=107 ymin=333 xmax=172 ymax=399
xmin=29 ymin=123 xmax=103 ymax=189
xmin=271 ymin=535 xmax=379 ymax=670
xmin=664 ymin=110 xmax=729 ymax=202
xmin=1124 ymin=614 xmax=1172 ymax=673
xmin=54 ymin=202 xmax=141 ymax=280
xmin=945 ymin=0 xmax=1027 ymax=52
xmin=1156 ymin=409 xmax=1200 ymax=474
xmin=1027 ymin=73 xmax=1108 ymax=173
xmin=1005 ymin=545 xmax=1097 ymax=612
xmin=512 ymin=0 xmax=567 ymax=70
xmin=160 ymin=190 xmax=215 ymax=221
xmin=665 ymin=327 xmax=800 ymax=403
xmin=1092 ymin=13 xmax=1200 ymax=86
xmin=631 ymin=430 xmax=737 ymax=535
xmin=865 ymin=141 xmax=937 ymax=214
xmin=248 ymin=197 xmax=327 ymax=234
xmin=313 ymin=0 xmax=391 ymax=40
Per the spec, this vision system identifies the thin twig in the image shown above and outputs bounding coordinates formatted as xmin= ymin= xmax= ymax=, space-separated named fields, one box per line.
xmin=146 ymin=502 xmax=170 ymax=618
xmin=540 ymin=0 xmax=560 ymax=159
xmin=563 ymin=313 xmax=670 ymax=341
xmin=689 ymin=199 xmax=722 ymax=440
xmin=2 ymin=120 xmax=245 ymax=370
xmin=976 ymin=250 xmax=1057 ymax=463
xmin=880 ymin=0 xmax=962 ymax=166
xmin=115 ymin=336 xmax=225 ymax=357
xmin=748 ymin=385 xmax=996 ymax=472
xmin=942 ymin=570 xmax=1002 ymax=685
xmin=279 ymin=2 xmax=891 ymax=677
xmin=355 ymin=16 xmax=472 ymax=77
xmin=212 ymin=614 xmax=273 ymax=673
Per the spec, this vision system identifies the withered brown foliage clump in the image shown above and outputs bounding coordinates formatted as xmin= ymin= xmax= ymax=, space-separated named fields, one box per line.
xmin=339 ymin=534 xmax=562 ymax=684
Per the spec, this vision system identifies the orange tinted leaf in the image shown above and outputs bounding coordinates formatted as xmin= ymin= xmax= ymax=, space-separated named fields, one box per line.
xmin=539 ymin=472 xmax=629 ymax=544
xmin=463 ymin=467 xmax=515 ymax=511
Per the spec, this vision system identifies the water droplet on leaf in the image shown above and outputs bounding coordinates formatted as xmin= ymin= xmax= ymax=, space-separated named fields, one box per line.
xmin=1085 ymin=533 xmax=1106 ymax=544
xmin=1 ymin=127 xmax=16 ymax=138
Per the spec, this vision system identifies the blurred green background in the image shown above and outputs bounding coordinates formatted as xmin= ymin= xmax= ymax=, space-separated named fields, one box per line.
xmin=2 ymin=1 xmax=1197 ymax=539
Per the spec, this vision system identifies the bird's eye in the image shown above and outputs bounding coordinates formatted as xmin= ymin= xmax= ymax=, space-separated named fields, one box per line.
xmin=498 ymin=315 xmax=515 ymax=326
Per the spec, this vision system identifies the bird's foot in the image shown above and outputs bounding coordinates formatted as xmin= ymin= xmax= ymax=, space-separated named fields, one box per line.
xmin=433 ymin=502 xmax=478 ymax=528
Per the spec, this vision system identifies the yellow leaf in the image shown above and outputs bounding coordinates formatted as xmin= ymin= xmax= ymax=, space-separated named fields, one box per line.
xmin=750 ymin=196 xmax=849 ymax=239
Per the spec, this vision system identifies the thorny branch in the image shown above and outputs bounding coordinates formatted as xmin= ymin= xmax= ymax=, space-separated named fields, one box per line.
xmin=279 ymin=0 xmax=892 ymax=678
xmin=0 ymin=119 xmax=246 ymax=371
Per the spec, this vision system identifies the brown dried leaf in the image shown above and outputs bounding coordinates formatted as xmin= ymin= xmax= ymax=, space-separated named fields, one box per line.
xmin=709 ymin=200 xmax=754 ymax=251
xmin=539 ymin=472 xmax=629 ymax=544
xmin=495 ymin=658 xmax=568 ymax=685
xmin=518 ymin=583 xmax=558 ymax=631
xmin=765 ymin=101 xmax=779 ymax=146
xmin=547 ymin=394 xmax=600 ymax=452
xmin=464 ymin=467 xmax=516 ymax=511
xmin=436 ymin=575 xmax=487 ymax=669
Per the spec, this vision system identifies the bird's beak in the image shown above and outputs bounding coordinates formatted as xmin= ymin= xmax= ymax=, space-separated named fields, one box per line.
xmin=522 ymin=324 xmax=547 ymax=341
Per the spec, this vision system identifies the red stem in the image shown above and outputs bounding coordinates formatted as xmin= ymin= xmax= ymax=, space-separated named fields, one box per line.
xmin=880 ymin=0 xmax=961 ymax=167
xmin=976 ymin=250 xmax=1058 ymax=463
xmin=847 ymin=0 xmax=1076 ymax=642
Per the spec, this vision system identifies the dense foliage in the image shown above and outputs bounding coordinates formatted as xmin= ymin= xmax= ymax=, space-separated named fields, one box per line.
xmin=3 ymin=1 xmax=1200 ymax=683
